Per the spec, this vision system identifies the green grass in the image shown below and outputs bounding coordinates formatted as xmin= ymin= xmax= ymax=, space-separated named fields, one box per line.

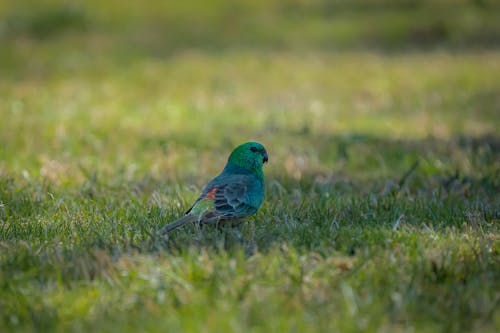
xmin=1 ymin=0 xmax=500 ymax=332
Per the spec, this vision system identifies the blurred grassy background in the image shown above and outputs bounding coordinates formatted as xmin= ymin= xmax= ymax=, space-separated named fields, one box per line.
xmin=2 ymin=0 xmax=500 ymax=49
xmin=1 ymin=1 xmax=499 ymax=332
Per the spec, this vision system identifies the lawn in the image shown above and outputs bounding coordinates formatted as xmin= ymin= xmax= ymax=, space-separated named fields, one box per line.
xmin=1 ymin=1 xmax=499 ymax=332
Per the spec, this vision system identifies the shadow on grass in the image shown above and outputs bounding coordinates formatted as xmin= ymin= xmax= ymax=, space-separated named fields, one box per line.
xmin=137 ymin=129 xmax=500 ymax=191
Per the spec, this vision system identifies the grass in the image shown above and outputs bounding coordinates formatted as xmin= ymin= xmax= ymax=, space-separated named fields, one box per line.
xmin=1 ymin=0 xmax=500 ymax=332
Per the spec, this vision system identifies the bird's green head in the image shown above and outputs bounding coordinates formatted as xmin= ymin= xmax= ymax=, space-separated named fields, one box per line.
xmin=227 ymin=142 xmax=268 ymax=177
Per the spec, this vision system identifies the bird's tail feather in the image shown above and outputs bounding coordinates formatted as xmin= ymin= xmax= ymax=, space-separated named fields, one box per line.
xmin=160 ymin=214 xmax=198 ymax=235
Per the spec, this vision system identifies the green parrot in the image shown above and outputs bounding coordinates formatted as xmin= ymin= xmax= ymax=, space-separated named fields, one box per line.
xmin=160 ymin=142 xmax=268 ymax=234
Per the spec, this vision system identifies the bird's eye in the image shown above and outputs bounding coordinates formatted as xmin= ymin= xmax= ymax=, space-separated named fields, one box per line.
xmin=250 ymin=146 xmax=258 ymax=152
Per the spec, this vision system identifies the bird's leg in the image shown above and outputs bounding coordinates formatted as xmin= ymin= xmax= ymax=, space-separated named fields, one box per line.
xmin=195 ymin=211 xmax=207 ymax=228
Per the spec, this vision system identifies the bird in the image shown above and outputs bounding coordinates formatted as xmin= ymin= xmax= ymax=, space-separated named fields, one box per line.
xmin=160 ymin=142 xmax=268 ymax=234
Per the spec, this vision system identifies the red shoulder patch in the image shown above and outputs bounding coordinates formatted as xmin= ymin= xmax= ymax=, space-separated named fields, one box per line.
xmin=205 ymin=187 xmax=217 ymax=199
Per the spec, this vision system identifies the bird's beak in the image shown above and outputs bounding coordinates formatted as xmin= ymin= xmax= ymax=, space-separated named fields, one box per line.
xmin=263 ymin=152 xmax=268 ymax=164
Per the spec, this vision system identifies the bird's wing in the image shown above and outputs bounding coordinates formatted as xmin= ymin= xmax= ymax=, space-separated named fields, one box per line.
xmin=212 ymin=180 xmax=259 ymax=219
xmin=186 ymin=174 xmax=261 ymax=223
